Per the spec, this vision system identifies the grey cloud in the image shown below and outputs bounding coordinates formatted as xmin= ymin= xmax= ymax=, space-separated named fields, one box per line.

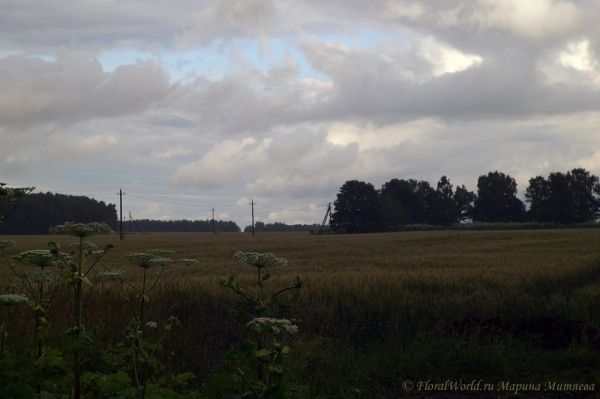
xmin=299 ymin=38 xmax=600 ymax=124
xmin=218 ymin=0 xmax=275 ymax=38
xmin=0 ymin=51 xmax=170 ymax=127
xmin=148 ymin=115 xmax=196 ymax=128
xmin=0 ymin=0 xmax=277 ymax=53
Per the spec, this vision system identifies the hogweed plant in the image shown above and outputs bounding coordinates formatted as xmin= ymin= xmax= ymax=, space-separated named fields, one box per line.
xmin=49 ymin=222 xmax=114 ymax=399
xmin=0 ymin=294 xmax=30 ymax=359
xmin=0 ymin=183 xmax=35 ymax=223
xmin=9 ymin=248 xmax=70 ymax=362
xmin=101 ymin=249 xmax=197 ymax=399
xmin=215 ymin=252 xmax=306 ymax=398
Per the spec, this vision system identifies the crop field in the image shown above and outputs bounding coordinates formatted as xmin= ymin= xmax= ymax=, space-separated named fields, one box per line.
xmin=2 ymin=229 xmax=600 ymax=398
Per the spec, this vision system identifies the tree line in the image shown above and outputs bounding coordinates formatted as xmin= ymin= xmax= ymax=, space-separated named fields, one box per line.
xmin=331 ymin=168 xmax=600 ymax=234
xmin=132 ymin=219 xmax=240 ymax=233
xmin=0 ymin=192 xmax=118 ymax=235
xmin=0 ymin=191 xmax=242 ymax=234
xmin=243 ymin=221 xmax=319 ymax=233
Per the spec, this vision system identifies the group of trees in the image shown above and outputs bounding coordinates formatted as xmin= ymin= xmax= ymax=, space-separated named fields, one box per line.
xmin=0 ymin=191 xmax=243 ymax=234
xmin=331 ymin=168 xmax=600 ymax=234
xmin=243 ymin=221 xmax=319 ymax=233
xmin=132 ymin=219 xmax=240 ymax=233
xmin=0 ymin=192 xmax=118 ymax=235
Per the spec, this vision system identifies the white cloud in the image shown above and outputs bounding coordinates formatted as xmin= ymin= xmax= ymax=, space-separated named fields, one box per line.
xmin=170 ymin=137 xmax=272 ymax=189
xmin=417 ymin=36 xmax=483 ymax=76
xmin=3 ymin=0 xmax=600 ymax=227
xmin=540 ymin=38 xmax=600 ymax=86
xmin=560 ymin=40 xmax=596 ymax=71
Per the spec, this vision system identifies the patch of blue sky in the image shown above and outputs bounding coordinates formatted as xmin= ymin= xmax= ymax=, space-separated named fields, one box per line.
xmin=0 ymin=51 xmax=58 ymax=63
xmin=94 ymin=35 xmax=338 ymax=85
xmin=162 ymin=37 xmax=333 ymax=84
xmin=28 ymin=54 xmax=57 ymax=63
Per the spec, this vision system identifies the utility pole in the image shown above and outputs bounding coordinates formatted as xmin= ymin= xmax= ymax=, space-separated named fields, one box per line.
xmin=117 ymin=189 xmax=126 ymax=240
xmin=250 ymin=200 xmax=255 ymax=236
xmin=128 ymin=212 xmax=132 ymax=235
xmin=212 ymin=207 xmax=215 ymax=234
xmin=319 ymin=203 xmax=332 ymax=233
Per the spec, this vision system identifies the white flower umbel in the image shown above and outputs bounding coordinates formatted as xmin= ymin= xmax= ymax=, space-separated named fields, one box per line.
xmin=69 ymin=242 xmax=98 ymax=249
xmin=179 ymin=258 xmax=199 ymax=266
xmin=0 ymin=240 xmax=16 ymax=249
xmin=125 ymin=253 xmax=162 ymax=269
xmin=49 ymin=222 xmax=114 ymax=237
xmin=146 ymin=321 xmax=157 ymax=328
xmin=99 ymin=270 xmax=126 ymax=277
xmin=149 ymin=249 xmax=175 ymax=254
xmin=247 ymin=318 xmax=298 ymax=335
xmin=233 ymin=252 xmax=288 ymax=269
xmin=0 ymin=293 xmax=30 ymax=306
xmin=13 ymin=250 xmax=56 ymax=267
xmin=148 ymin=257 xmax=173 ymax=267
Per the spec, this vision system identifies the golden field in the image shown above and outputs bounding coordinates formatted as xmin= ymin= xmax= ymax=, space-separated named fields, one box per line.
xmin=3 ymin=229 xmax=600 ymax=328
xmin=2 ymin=229 xmax=600 ymax=396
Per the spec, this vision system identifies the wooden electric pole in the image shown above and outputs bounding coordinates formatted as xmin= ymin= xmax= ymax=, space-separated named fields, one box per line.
xmin=212 ymin=207 xmax=215 ymax=234
xmin=250 ymin=200 xmax=255 ymax=236
xmin=117 ymin=189 xmax=126 ymax=240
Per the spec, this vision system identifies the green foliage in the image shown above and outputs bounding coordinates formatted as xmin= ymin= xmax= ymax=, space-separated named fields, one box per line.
xmin=473 ymin=171 xmax=526 ymax=222
xmin=244 ymin=222 xmax=319 ymax=233
xmin=526 ymin=168 xmax=600 ymax=224
xmin=0 ymin=192 xmax=116 ymax=234
xmin=217 ymin=252 xmax=306 ymax=399
xmin=331 ymin=180 xmax=384 ymax=234
xmin=133 ymin=218 xmax=241 ymax=233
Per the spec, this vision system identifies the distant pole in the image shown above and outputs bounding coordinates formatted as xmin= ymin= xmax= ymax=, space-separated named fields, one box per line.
xmin=129 ymin=212 xmax=132 ymax=235
xmin=212 ymin=207 xmax=215 ymax=234
xmin=117 ymin=189 xmax=126 ymax=240
xmin=251 ymin=200 xmax=255 ymax=236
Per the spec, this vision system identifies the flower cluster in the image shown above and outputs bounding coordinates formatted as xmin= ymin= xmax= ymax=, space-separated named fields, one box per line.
xmin=0 ymin=240 xmax=16 ymax=249
xmin=146 ymin=321 xmax=157 ymax=328
xmin=99 ymin=269 xmax=126 ymax=277
xmin=12 ymin=250 xmax=58 ymax=267
xmin=0 ymin=293 xmax=30 ymax=306
xmin=233 ymin=252 xmax=288 ymax=269
xmin=149 ymin=257 xmax=173 ymax=267
xmin=69 ymin=242 xmax=98 ymax=249
xmin=179 ymin=258 xmax=199 ymax=266
xmin=247 ymin=318 xmax=298 ymax=335
xmin=16 ymin=270 xmax=60 ymax=284
xmin=90 ymin=250 xmax=106 ymax=258
xmin=49 ymin=222 xmax=114 ymax=237
xmin=125 ymin=252 xmax=174 ymax=268
xmin=0 ymin=183 xmax=35 ymax=207
xmin=149 ymin=249 xmax=175 ymax=254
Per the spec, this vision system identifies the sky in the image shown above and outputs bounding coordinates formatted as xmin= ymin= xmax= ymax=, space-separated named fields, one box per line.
xmin=1 ymin=0 xmax=600 ymax=228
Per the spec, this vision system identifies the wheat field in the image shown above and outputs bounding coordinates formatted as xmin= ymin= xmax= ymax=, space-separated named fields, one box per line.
xmin=2 ymin=229 xmax=600 ymax=396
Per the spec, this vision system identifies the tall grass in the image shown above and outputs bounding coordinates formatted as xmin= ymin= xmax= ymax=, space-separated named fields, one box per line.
xmin=2 ymin=230 xmax=600 ymax=397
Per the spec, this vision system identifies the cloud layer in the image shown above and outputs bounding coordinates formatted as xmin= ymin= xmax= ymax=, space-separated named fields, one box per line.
xmin=2 ymin=0 xmax=600 ymax=225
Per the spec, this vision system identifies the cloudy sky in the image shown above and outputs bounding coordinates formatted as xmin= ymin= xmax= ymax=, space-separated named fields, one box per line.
xmin=1 ymin=0 xmax=600 ymax=228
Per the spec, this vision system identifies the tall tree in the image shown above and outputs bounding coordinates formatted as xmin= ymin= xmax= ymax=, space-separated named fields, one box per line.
xmin=569 ymin=168 xmax=600 ymax=223
xmin=526 ymin=168 xmax=600 ymax=224
xmin=473 ymin=171 xmax=525 ymax=222
xmin=454 ymin=184 xmax=477 ymax=222
xmin=331 ymin=180 xmax=383 ymax=233
xmin=380 ymin=179 xmax=422 ymax=226
xmin=428 ymin=176 xmax=459 ymax=226
xmin=525 ymin=175 xmax=551 ymax=222
xmin=413 ymin=179 xmax=436 ymax=224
